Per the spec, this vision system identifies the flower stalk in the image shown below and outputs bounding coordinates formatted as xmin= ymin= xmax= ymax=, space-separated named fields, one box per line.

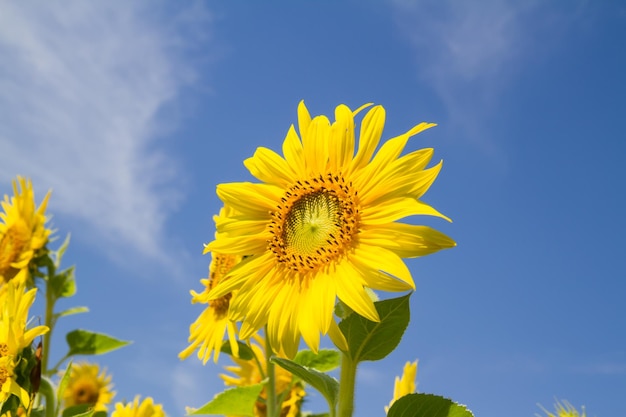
xmin=338 ymin=352 xmax=357 ymax=417
xmin=265 ymin=329 xmax=278 ymax=417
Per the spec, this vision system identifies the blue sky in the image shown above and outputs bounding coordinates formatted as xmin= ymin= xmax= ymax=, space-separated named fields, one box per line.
xmin=1 ymin=1 xmax=625 ymax=416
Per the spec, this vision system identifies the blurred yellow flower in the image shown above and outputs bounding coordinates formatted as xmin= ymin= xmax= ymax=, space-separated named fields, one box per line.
xmin=205 ymin=101 xmax=455 ymax=357
xmin=111 ymin=396 xmax=166 ymax=417
xmin=179 ymin=251 xmax=241 ymax=364
xmin=221 ymin=334 xmax=305 ymax=417
xmin=62 ymin=362 xmax=115 ymax=412
xmin=0 ymin=177 xmax=51 ymax=286
xmin=180 ymin=208 xmax=242 ymax=364
xmin=385 ymin=360 xmax=418 ymax=413
xmin=0 ymin=280 xmax=49 ymax=408
xmin=539 ymin=400 xmax=586 ymax=417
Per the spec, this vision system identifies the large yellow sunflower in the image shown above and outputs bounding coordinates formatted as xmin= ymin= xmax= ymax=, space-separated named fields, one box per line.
xmin=0 ymin=280 xmax=49 ymax=407
xmin=111 ymin=396 xmax=166 ymax=417
xmin=62 ymin=362 xmax=115 ymax=412
xmin=0 ymin=177 xmax=51 ymax=286
xmin=221 ymin=333 xmax=305 ymax=417
xmin=205 ymin=101 xmax=455 ymax=357
xmin=179 ymin=250 xmax=241 ymax=364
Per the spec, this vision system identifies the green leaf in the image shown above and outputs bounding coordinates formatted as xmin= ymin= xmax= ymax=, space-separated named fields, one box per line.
xmin=55 ymin=306 xmax=89 ymax=320
xmin=220 ymin=340 xmax=256 ymax=360
xmin=50 ymin=266 xmax=77 ymax=298
xmin=188 ymin=384 xmax=264 ymax=416
xmin=66 ymin=329 xmax=131 ymax=356
xmin=56 ymin=361 xmax=73 ymax=411
xmin=339 ymin=294 xmax=411 ymax=362
xmin=272 ymin=357 xmax=339 ymax=412
xmin=387 ymin=393 xmax=474 ymax=417
xmin=61 ymin=404 xmax=94 ymax=417
xmin=294 ymin=349 xmax=340 ymax=372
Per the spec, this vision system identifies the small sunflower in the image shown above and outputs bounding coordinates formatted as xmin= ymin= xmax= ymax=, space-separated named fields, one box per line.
xmin=0 ymin=177 xmax=51 ymax=286
xmin=62 ymin=362 xmax=114 ymax=411
xmin=205 ymin=101 xmax=455 ymax=357
xmin=180 ymin=208 xmax=242 ymax=364
xmin=111 ymin=396 xmax=166 ymax=417
xmin=539 ymin=400 xmax=586 ymax=417
xmin=385 ymin=360 xmax=418 ymax=413
xmin=179 ymin=252 xmax=241 ymax=364
xmin=0 ymin=280 xmax=49 ymax=408
xmin=220 ymin=334 xmax=305 ymax=417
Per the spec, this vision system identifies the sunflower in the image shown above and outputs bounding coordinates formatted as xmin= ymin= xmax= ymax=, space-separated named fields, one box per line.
xmin=0 ymin=177 xmax=51 ymax=286
xmin=180 ymin=208 xmax=242 ymax=364
xmin=62 ymin=362 xmax=115 ymax=411
xmin=205 ymin=101 xmax=455 ymax=357
xmin=111 ymin=396 xmax=166 ymax=417
xmin=179 ymin=252 xmax=242 ymax=364
xmin=0 ymin=280 xmax=49 ymax=407
xmin=539 ymin=400 xmax=586 ymax=417
xmin=385 ymin=360 xmax=418 ymax=413
xmin=221 ymin=334 xmax=305 ymax=417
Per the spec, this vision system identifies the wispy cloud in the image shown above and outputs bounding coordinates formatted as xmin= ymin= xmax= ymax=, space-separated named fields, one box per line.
xmin=392 ymin=0 xmax=584 ymax=155
xmin=0 ymin=1 xmax=211 ymax=265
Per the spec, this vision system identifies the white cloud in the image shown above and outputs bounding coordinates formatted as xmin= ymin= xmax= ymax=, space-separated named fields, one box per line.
xmin=392 ymin=0 xmax=584 ymax=155
xmin=0 ymin=1 xmax=211 ymax=265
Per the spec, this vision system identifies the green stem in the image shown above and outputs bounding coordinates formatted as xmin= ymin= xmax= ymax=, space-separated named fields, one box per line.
xmin=337 ymin=352 xmax=358 ymax=417
xmin=41 ymin=277 xmax=55 ymax=376
xmin=264 ymin=330 xmax=278 ymax=417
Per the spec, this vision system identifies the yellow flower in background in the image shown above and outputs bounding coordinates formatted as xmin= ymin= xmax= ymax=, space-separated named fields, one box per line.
xmin=0 ymin=176 xmax=51 ymax=286
xmin=179 ymin=251 xmax=242 ymax=364
xmin=205 ymin=101 xmax=455 ymax=357
xmin=62 ymin=362 xmax=115 ymax=411
xmin=0 ymin=280 xmax=49 ymax=407
xmin=221 ymin=334 xmax=305 ymax=417
xmin=385 ymin=360 xmax=418 ymax=413
xmin=180 ymin=208 xmax=242 ymax=364
xmin=111 ymin=396 xmax=166 ymax=417
xmin=539 ymin=400 xmax=586 ymax=417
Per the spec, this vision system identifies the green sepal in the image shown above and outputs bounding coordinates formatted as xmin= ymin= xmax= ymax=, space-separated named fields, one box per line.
xmin=187 ymin=383 xmax=264 ymax=416
xmin=220 ymin=340 xmax=255 ymax=360
xmin=339 ymin=294 xmax=411 ymax=362
xmin=272 ymin=357 xmax=339 ymax=413
xmin=53 ymin=234 xmax=71 ymax=269
xmin=66 ymin=329 xmax=131 ymax=356
xmin=294 ymin=349 xmax=340 ymax=372
xmin=387 ymin=393 xmax=474 ymax=417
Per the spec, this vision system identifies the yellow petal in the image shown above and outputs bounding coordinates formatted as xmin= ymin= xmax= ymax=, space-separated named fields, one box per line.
xmin=216 ymin=182 xmax=281 ymax=216
xmin=297 ymin=100 xmax=312 ymax=141
xmin=335 ymin=262 xmax=379 ymax=322
xmin=329 ymin=104 xmax=356 ymax=171
xmin=361 ymin=197 xmax=452 ymax=224
xmin=351 ymin=244 xmax=415 ymax=291
xmin=244 ymin=147 xmax=296 ymax=187
xmin=303 ymin=115 xmax=330 ymax=175
xmin=360 ymin=223 xmax=456 ymax=258
xmin=349 ymin=105 xmax=386 ymax=174
xmin=282 ymin=124 xmax=306 ymax=179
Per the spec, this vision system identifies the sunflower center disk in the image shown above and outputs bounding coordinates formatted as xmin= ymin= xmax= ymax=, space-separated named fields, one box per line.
xmin=285 ymin=191 xmax=340 ymax=256
xmin=269 ymin=174 xmax=359 ymax=273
